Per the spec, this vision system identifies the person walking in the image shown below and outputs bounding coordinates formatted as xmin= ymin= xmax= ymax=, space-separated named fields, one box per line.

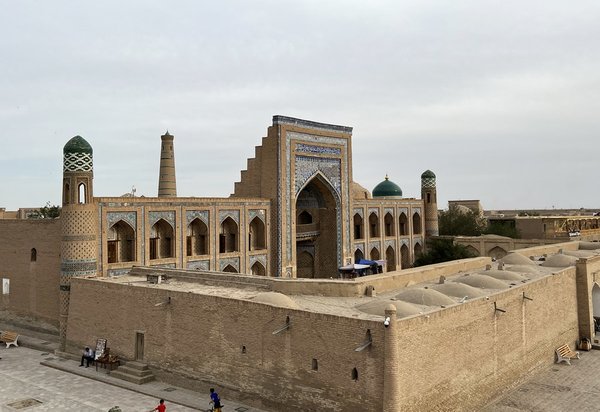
xmin=150 ymin=398 xmax=166 ymax=412
xmin=209 ymin=388 xmax=222 ymax=412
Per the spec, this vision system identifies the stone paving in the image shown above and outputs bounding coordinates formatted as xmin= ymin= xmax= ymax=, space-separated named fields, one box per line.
xmin=484 ymin=348 xmax=600 ymax=412
xmin=0 ymin=345 xmax=264 ymax=412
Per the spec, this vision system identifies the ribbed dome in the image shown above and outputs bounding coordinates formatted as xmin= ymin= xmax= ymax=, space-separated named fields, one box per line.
xmin=372 ymin=175 xmax=402 ymax=198
xmin=64 ymin=135 xmax=93 ymax=154
xmin=421 ymin=169 xmax=436 ymax=179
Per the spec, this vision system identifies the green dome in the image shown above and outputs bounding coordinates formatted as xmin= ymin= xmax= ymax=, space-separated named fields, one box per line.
xmin=421 ymin=169 xmax=436 ymax=179
xmin=373 ymin=175 xmax=402 ymax=197
xmin=64 ymin=135 xmax=93 ymax=155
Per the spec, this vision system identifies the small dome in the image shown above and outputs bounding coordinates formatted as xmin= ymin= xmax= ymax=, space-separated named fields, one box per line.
xmin=251 ymin=292 xmax=299 ymax=309
xmin=64 ymin=135 xmax=93 ymax=155
xmin=372 ymin=175 xmax=402 ymax=198
xmin=421 ymin=170 xmax=436 ymax=179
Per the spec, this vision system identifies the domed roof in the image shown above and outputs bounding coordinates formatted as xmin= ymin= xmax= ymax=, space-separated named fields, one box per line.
xmin=421 ymin=169 xmax=436 ymax=179
xmin=372 ymin=175 xmax=402 ymax=198
xmin=64 ymin=135 xmax=93 ymax=155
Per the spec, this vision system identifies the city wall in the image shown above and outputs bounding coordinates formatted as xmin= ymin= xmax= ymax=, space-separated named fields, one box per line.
xmin=0 ymin=219 xmax=61 ymax=326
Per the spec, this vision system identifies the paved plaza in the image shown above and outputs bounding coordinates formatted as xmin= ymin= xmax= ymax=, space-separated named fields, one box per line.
xmin=0 ymin=343 xmax=263 ymax=412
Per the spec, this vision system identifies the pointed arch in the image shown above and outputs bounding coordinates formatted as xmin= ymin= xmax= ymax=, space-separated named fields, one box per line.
xmin=370 ymin=247 xmax=380 ymax=261
xmin=78 ymin=183 xmax=87 ymax=204
xmin=297 ymin=210 xmax=313 ymax=225
xmin=488 ymin=246 xmax=507 ymax=260
xmin=30 ymin=248 xmax=37 ymax=262
xmin=223 ymin=264 xmax=238 ymax=273
xmin=108 ymin=220 xmax=136 ymax=263
xmin=220 ymin=216 xmax=239 ymax=253
xmin=413 ymin=212 xmax=422 ymax=235
xmin=386 ymin=246 xmax=396 ymax=272
xmin=150 ymin=219 xmax=173 ymax=260
xmin=251 ymin=261 xmax=266 ymax=276
xmin=353 ymin=213 xmax=364 ymax=240
xmin=187 ymin=218 xmax=209 ymax=256
xmin=249 ymin=216 xmax=266 ymax=251
xmin=369 ymin=212 xmax=379 ymax=238
xmin=384 ymin=213 xmax=395 ymax=237
xmin=354 ymin=248 xmax=364 ymax=263
xmin=414 ymin=242 xmax=423 ymax=258
xmin=400 ymin=244 xmax=410 ymax=269
xmin=399 ymin=212 xmax=408 ymax=236
xmin=465 ymin=245 xmax=480 ymax=257
xmin=297 ymin=250 xmax=315 ymax=279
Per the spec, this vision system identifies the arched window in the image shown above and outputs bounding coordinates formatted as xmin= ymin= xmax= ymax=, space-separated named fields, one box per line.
xmin=223 ymin=264 xmax=238 ymax=273
xmin=78 ymin=183 xmax=87 ymax=204
xmin=414 ymin=242 xmax=423 ymax=258
xmin=353 ymin=213 xmax=364 ymax=240
xmin=251 ymin=262 xmax=266 ymax=276
xmin=413 ymin=212 xmax=422 ymax=235
xmin=249 ymin=217 xmax=266 ymax=251
xmin=370 ymin=247 xmax=380 ymax=261
xmin=187 ymin=218 xmax=209 ymax=256
xmin=219 ymin=217 xmax=239 ymax=253
xmin=399 ymin=213 xmax=408 ymax=236
xmin=30 ymin=248 xmax=37 ymax=262
xmin=107 ymin=220 xmax=135 ymax=263
xmin=297 ymin=211 xmax=313 ymax=225
xmin=386 ymin=246 xmax=396 ymax=272
xmin=64 ymin=183 xmax=70 ymax=204
xmin=400 ymin=244 xmax=410 ymax=269
xmin=150 ymin=219 xmax=174 ymax=260
xmin=352 ymin=367 xmax=359 ymax=381
xmin=354 ymin=248 xmax=364 ymax=263
xmin=297 ymin=250 xmax=315 ymax=278
xmin=369 ymin=213 xmax=379 ymax=238
xmin=384 ymin=212 xmax=394 ymax=237
xmin=312 ymin=358 xmax=318 ymax=371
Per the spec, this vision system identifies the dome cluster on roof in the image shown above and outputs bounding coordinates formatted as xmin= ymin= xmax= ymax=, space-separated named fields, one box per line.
xmin=64 ymin=135 xmax=93 ymax=154
xmin=372 ymin=175 xmax=402 ymax=198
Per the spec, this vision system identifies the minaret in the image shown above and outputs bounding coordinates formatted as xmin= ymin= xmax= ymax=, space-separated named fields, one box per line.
xmin=158 ymin=131 xmax=177 ymax=197
xmin=421 ymin=169 xmax=439 ymax=237
xmin=60 ymin=135 xmax=98 ymax=351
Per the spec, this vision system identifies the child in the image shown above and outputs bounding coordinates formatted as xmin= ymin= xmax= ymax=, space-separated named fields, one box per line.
xmin=151 ymin=399 xmax=166 ymax=412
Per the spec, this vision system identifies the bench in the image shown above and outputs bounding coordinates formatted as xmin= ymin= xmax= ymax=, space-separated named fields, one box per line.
xmin=556 ymin=343 xmax=580 ymax=365
xmin=0 ymin=331 xmax=19 ymax=348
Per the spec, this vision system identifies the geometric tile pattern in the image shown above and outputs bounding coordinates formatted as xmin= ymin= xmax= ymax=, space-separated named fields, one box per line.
xmin=421 ymin=177 xmax=436 ymax=188
xmin=219 ymin=210 xmax=240 ymax=225
xmin=248 ymin=209 xmax=265 ymax=224
xmin=187 ymin=260 xmax=210 ymax=270
xmin=249 ymin=254 xmax=267 ymax=268
xmin=296 ymin=143 xmax=341 ymax=155
xmin=186 ymin=210 xmax=209 ymax=226
xmin=63 ymin=152 xmax=93 ymax=172
xmin=149 ymin=211 xmax=175 ymax=228
xmin=219 ymin=257 xmax=240 ymax=272
xmin=353 ymin=208 xmax=363 ymax=218
xmin=294 ymin=156 xmax=341 ymax=197
xmin=107 ymin=211 xmax=136 ymax=230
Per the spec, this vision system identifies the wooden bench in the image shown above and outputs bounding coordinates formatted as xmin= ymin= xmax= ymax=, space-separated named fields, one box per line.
xmin=0 ymin=331 xmax=19 ymax=348
xmin=556 ymin=343 xmax=580 ymax=365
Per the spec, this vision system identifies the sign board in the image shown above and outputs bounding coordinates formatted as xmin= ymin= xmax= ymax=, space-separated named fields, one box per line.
xmin=94 ymin=338 xmax=107 ymax=360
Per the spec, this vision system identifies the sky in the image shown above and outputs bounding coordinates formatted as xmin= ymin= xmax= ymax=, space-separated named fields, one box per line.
xmin=1 ymin=1 xmax=599 ymax=211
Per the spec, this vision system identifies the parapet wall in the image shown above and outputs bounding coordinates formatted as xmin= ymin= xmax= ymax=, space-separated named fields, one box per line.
xmin=131 ymin=256 xmax=491 ymax=298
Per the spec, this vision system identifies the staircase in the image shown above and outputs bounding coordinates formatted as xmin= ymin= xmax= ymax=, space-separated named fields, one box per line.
xmin=110 ymin=361 xmax=155 ymax=384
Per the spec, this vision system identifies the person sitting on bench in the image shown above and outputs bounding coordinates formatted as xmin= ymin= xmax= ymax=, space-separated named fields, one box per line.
xmin=80 ymin=346 xmax=94 ymax=367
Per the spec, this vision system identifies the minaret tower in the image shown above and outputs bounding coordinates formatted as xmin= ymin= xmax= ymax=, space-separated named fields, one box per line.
xmin=60 ymin=136 xmax=98 ymax=350
xmin=421 ymin=169 xmax=439 ymax=237
xmin=158 ymin=131 xmax=177 ymax=197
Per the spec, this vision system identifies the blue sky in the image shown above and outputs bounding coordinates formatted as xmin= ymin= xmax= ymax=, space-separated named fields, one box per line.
xmin=1 ymin=1 xmax=599 ymax=210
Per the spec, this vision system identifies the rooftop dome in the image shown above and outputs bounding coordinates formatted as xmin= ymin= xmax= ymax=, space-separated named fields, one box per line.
xmin=251 ymin=292 xmax=299 ymax=309
xmin=64 ymin=135 xmax=93 ymax=155
xmin=421 ymin=169 xmax=436 ymax=179
xmin=372 ymin=175 xmax=402 ymax=198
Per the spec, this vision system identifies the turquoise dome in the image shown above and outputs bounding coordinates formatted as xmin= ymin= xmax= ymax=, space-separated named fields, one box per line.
xmin=373 ymin=175 xmax=402 ymax=197
xmin=64 ymin=135 xmax=93 ymax=155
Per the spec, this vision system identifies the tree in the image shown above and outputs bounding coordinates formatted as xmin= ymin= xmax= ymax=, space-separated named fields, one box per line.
xmin=413 ymin=238 xmax=476 ymax=267
xmin=438 ymin=205 xmax=485 ymax=236
xmin=28 ymin=202 xmax=61 ymax=219
xmin=483 ymin=221 xmax=520 ymax=238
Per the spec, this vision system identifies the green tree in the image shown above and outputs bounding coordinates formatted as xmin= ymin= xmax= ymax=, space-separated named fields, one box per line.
xmin=28 ymin=202 xmax=61 ymax=219
xmin=439 ymin=205 xmax=485 ymax=236
xmin=483 ymin=221 xmax=520 ymax=238
xmin=413 ymin=238 xmax=476 ymax=267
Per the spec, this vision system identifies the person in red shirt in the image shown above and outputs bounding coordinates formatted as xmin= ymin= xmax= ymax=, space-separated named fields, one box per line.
xmin=151 ymin=399 xmax=166 ymax=412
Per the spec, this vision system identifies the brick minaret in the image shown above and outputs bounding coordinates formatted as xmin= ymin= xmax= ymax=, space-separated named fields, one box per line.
xmin=60 ymin=136 xmax=98 ymax=351
xmin=158 ymin=131 xmax=177 ymax=197
xmin=421 ymin=169 xmax=439 ymax=237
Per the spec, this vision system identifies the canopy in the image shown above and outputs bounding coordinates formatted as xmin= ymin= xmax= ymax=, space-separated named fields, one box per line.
xmin=339 ymin=263 xmax=371 ymax=271
xmin=357 ymin=259 xmax=377 ymax=265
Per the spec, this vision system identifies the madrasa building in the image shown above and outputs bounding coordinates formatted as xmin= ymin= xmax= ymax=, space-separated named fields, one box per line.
xmin=2 ymin=115 xmax=599 ymax=412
